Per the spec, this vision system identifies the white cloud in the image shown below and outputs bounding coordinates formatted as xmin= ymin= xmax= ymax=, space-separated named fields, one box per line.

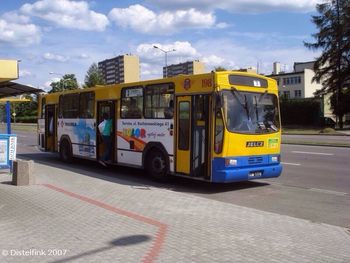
xmin=135 ymin=41 xmax=236 ymax=79
xmin=136 ymin=41 xmax=199 ymax=63
xmin=216 ymin=22 xmax=229 ymax=29
xmin=19 ymin=69 xmax=32 ymax=77
xmin=41 ymin=80 xmax=56 ymax=92
xmin=147 ymin=0 xmax=322 ymax=13
xmin=0 ymin=16 xmax=41 ymax=46
xmin=43 ymin=52 xmax=70 ymax=62
xmin=202 ymin=55 xmax=230 ymax=68
xmin=2 ymin=11 xmax=31 ymax=24
xmin=20 ymin=0 xmax=109 ymax=31
xmin=78 ymin=53 xmax=90 ymax=59
xmin=109 ymin=4 xmax=215 ymax=34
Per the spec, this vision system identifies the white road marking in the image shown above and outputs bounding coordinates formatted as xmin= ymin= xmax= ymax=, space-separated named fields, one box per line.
xmin=281 ymin=162 xmax=301 ymax=166
xmin=309 ymin=188 xmax=347 ymax=196
xmin=291 ymin=151 xmax=334 ymax=156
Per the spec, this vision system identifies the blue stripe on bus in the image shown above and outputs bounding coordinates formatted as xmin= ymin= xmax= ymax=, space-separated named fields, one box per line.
xmin=212 ymin=155 xmax=282 ymax=183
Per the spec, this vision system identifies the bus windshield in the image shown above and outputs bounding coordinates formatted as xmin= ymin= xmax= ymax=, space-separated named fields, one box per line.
xmin=222 ymin=89 xmax=280 ymax=134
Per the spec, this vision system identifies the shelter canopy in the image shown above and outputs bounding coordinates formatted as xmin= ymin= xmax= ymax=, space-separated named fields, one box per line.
xmin=0 ymin=81 xmax=43 ymax=98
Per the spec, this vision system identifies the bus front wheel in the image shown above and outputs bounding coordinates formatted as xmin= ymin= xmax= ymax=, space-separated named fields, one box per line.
xmin=60 ymin=140 xmax=72 ymax=163
xmin=146 ymin=149 xmax=168 ymax=181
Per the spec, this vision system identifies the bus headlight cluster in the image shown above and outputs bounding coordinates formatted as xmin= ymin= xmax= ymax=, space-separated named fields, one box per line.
xmin=271 ymin=155 xmax=280 ymax=163
xmin=225 ymin=158 xmax=238 ymax=167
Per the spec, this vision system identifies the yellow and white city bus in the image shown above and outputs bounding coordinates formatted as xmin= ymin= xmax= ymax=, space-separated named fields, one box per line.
xmin=38 ymin=71 xmax=282 ymax=183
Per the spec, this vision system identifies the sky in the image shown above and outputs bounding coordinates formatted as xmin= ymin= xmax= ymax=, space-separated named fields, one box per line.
xmin=0 ymin=0 xmax=323 ymax=91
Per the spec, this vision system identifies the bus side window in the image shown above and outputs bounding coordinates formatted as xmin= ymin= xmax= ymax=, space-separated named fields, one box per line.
xmin=214 ymin=110 xmax=224 ymax=153
xmin=121 ymin=86 xmax=143 ymax=119
xmin=59 ymin=94 xmax=79 ymax=118
xmin=79 ymin=92 xmax=95 ymax=118
xmin=41 ymin=97 xmax=46 ymax=118
xmin=144 ymin=83 xmax=174 ymax=119
xmin=178 ymin=102 xmax=190 ymax=150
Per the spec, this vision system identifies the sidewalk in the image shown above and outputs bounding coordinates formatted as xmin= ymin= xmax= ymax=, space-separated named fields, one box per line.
xmin=1 ymin=162 xmax=350 ymax=263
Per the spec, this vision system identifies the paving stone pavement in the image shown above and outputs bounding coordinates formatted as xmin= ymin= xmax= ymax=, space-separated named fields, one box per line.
xmin=0 ymin=161 xmax=350 ymax=263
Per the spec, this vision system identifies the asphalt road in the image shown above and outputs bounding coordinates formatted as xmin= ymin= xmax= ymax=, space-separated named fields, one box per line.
xmin=14 ymin=131 xmax=350 ymax=229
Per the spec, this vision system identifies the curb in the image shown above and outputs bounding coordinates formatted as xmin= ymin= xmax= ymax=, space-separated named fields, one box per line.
xmin=282 ymin=133 xmax=350 ymax=136
xmin=282 ymin=142 xmax=350 ymax=148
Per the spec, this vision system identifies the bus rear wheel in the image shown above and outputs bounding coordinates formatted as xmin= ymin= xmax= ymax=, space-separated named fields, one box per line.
xmin=60 ymin=139 xmax=72 ymax=163
xmin=146 ymin=149 xmax=168 ymax=181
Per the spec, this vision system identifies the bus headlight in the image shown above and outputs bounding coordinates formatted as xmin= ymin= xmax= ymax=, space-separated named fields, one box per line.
xmin=271 ymin=155 xmax=280 ymax=163
xmin=225 ymin=158 xmax=238 ymax=167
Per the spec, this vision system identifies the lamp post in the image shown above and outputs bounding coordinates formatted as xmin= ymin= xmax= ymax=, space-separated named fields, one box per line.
xmin=153 ymin=46 xmax=176 ymax=78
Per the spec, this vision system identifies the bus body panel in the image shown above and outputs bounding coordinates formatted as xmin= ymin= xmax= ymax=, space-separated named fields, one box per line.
xmin=57 ymin=118 xmax=96 ymax=159
xmin=116 ymin=119 xmax=174 ymax=171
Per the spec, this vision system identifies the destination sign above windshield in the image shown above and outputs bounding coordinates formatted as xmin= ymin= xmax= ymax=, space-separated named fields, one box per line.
xmin=229 ymin=75 xmax=268 ymax=88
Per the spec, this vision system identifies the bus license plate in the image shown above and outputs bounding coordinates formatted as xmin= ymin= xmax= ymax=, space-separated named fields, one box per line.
xmin=249 ymin=171 xmax=262 ymax=177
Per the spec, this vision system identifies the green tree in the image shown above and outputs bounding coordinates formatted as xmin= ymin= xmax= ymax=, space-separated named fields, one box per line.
xmin=304 ymin=0 xmax=350 ymax=128
xmin=9 ymin=95 xmax=38 ymax=123
xmin=49 ymin=74 xmax=79 ymax=93
xmin=84 ymin=63 xmax=105 ymax=88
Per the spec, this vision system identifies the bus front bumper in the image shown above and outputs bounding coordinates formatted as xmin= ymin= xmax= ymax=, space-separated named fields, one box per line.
xmin=212 ymin=156 xmax=282 ymax=183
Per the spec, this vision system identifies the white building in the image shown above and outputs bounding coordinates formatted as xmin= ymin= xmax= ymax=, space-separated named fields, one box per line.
xmin=267 ymin=61 xmax=322 ymax=99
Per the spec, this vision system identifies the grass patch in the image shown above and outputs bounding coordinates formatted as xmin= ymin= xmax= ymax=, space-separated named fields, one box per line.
xmin=282 ymin=139 xmax=350 ymax=147
xmin=0 ymin=123 xmax=36 ymax=133
xmin=282 ymin=127 xmax=343 ymax=135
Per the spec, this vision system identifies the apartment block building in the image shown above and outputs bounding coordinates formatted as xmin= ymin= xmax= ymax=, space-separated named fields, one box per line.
xmin=267 ymin=61 xmax=322 ymax=99
xmin=164 ymin=60 xmax=205 ymax=78
xmin=98 ymin=54 xmax=140 ymax=84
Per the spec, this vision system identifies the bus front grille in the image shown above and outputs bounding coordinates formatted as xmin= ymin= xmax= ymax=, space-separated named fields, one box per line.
xmin=248 ymin=156 xmax=263 ymax=165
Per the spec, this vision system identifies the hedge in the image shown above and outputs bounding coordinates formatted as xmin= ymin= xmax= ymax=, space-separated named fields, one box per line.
xmin=280 ymin=98 xmax=322 ymax=126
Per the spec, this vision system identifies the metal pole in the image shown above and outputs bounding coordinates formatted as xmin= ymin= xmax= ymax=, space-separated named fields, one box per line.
xmin=165 ymin=52 xmax=168 ymax=78
xmin=6 ymin=101 xmax=11 ymax=134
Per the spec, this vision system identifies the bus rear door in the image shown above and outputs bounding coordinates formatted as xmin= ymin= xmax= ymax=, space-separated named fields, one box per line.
xmin=97 ymin=101 xmax=116 ymax=162
xmin=45 ymin=104 xmax=57 ymax=152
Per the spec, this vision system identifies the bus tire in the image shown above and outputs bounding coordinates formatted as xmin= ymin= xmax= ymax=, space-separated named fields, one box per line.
xmin=60 ymin=139 xmax=72 ymax=163
xmin=146 ymin=149 xmax=168 ymax=181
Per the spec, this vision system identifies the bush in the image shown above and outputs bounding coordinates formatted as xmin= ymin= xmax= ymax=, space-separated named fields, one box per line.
xmin=320 ymin=128 xmax=336 ymax=134
xmin=280 ymin=98 xmax=322 ymax=126
xmin=15 ymin=116 xmax=37 ymax=123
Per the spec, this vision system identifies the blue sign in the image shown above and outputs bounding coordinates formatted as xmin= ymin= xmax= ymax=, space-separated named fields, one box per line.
xmin=0 ymin=134 xmax=17 ymax=169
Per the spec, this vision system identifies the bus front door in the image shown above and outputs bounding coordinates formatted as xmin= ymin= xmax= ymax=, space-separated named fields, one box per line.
xmin=176 ymin=95 xmax=210 ymax=178
xmin=192 ymin=95 xmax=210 ymax=178
xmin=97 ymin=101 xmax=115 ymax=163
xmin=176 ymin=96 xmax=191 ymax=175
xmin=45 ymin=104 xmax=57 ymax=152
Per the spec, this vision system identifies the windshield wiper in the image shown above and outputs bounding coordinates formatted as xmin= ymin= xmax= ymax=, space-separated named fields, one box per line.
xmin=254 ymin=96 xmax=264 ymax=132
xmin=231 ymin=87 xmax=250 ymax=120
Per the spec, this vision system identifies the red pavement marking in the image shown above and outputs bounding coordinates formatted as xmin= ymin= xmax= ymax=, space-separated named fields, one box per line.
xmin=43 ymin=184 xmax=168 ymax=263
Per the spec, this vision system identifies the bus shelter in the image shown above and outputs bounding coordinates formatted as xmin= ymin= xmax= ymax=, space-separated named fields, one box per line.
xmin=0 ymin=59 xmax=42 ymax=168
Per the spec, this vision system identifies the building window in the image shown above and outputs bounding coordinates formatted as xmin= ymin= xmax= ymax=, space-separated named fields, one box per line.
xmin=121 ymin=86 xmax=143 ymax=118
xmin=144 ymin=83 xmax=174 ymax=119
xmin=294 ymin=90 xmax=302 ymax=98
